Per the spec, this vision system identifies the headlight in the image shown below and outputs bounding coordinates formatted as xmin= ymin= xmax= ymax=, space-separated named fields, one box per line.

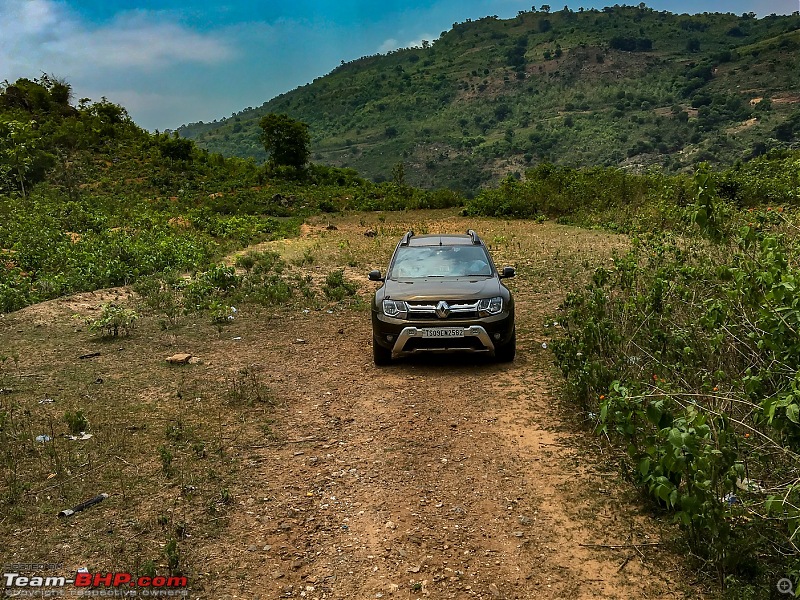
xmin=382 ymin=299 xmax=408 ymax=317
xmin=478 ymin=296 xmax=503 ymax=316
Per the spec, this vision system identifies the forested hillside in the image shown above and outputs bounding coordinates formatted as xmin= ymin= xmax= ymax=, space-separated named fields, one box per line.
xmin=177 ymin=5 xmax=800 ymax=193
xmin=0 ymin=76 xmax=457 ymax=313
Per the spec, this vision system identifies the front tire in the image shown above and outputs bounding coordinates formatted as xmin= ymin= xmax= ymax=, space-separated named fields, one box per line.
xmin=373 ymin=336 xmax=392 ymax=366
xmin=495 ymin=331 xmax=516 ymax=362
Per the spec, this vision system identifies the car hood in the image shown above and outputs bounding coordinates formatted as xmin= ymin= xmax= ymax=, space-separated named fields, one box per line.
xmin=383 ymin=277 xmax=502 ymax=301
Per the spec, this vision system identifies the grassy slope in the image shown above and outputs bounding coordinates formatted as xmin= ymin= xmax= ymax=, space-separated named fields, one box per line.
xmin=177 ymin=6 xmax=800 ymax=193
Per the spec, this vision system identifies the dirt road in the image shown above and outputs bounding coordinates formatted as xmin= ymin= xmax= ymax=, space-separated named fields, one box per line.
xmin=0 ymin=211 xmax=703 ymax=599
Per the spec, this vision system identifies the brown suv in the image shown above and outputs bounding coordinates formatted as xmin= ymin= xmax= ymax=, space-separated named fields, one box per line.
xmin=368 ymin=230 xmax=516 ymax=365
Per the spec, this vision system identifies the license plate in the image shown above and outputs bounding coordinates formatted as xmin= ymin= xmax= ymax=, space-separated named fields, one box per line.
xmin=422 ymin=328 xmax=464 ymax=338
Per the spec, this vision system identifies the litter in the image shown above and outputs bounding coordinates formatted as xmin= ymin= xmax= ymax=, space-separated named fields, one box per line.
xmin=736 ymin=478 xmax=766 ymax=493
xmin=35 ymin=435 xmax=52 ymax=443
xmin=58 ymin=493 xmax=109 ymax=518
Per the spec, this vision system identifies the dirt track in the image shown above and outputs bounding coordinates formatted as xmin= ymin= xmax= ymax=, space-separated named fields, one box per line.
xmin=0 ymin=211 xmax=703 ymax=599
xmin=197 ymin=213 xmax=701 ymax=599
xmin=200 ymin=313 xmax=695 ymax=599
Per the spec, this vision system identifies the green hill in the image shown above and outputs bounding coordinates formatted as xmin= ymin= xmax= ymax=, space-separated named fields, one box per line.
xmin=177 ymin=5 xmax=800 ymax=194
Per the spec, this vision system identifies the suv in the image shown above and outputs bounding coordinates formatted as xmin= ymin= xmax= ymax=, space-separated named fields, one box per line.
xmin=368 ymin=230 xmax=516 ymax=365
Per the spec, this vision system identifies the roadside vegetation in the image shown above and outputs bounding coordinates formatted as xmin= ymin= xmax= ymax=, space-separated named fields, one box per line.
xmin=541 ymin=163 xmax=799 ymax=595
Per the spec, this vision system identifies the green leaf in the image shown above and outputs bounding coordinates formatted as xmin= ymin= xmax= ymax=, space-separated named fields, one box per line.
xmin=639 ymin=458 xmax=651 ymax=477
xmin=786 ymin=403 xmax=800 ymax=424
xmin=646 ymin=403 xmax=661 ymax=425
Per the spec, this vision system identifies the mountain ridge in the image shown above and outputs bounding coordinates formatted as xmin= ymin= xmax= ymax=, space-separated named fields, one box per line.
xmin=177 ymin=5 xmax=800 ymax=193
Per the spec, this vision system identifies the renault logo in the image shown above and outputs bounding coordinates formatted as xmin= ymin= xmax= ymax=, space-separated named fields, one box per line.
xmin=435 ymin=300 xmax=451 ymax=319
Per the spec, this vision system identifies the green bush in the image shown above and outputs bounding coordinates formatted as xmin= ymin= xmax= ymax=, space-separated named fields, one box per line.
xmin=323 ymin=269 xmax=358 ymax=301
xmin=88 ymin=304 xmax=138 ymax=337
xmin=552 ymin=183 xmax=800 ymax=588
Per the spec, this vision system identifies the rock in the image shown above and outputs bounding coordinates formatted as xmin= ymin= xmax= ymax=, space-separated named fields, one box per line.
xmin=263 ymin=545 xmax=272 ymax=551
xmin=385 ymin=520 xmax=396 ymax=530
xmin=364 ymin=229 xmax=377 ymax=237
xmin=488 ymin=583 xmax=503 ymax=598
xmin=513 ymin=531 xmax=524 ymax=538
xmin=166 ymin=353 xmax=192 ymax=365
xmin=290 ymin=559 xmax=304 ymax=570
xmin=272 ymin=571 xmax=285 ymax=580
xmin=518 ymin=515 xmax=532 ymax=526
xmin=247 ymin=544 xmax=257 ymax=552
xmin=326 ymin=224 xmax=338 ymax=230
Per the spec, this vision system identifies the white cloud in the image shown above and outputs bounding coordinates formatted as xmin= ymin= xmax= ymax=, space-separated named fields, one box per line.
xmin=377 ymin=32 xmax=435 ymax=53
xmin=0 ymin=0 xmax=235 ymax=79
xmin=405 ymin=33 xmax=436 ymax=48
xmin=378 ymin=38 xmax=400 ymax=53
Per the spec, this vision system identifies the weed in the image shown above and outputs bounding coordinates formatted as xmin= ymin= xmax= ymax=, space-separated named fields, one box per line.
xmin=226 ymin=368 xmax=273 ymax=407
xmin=63 ymin=410 xmax=88 ymax=435
xmin=292 ymin=247 xmax=315 ymax=266
xmin=158 ymin=445 xmax=174 ymax=478
xmin=209 ymin=301 xmax=236 ymax=334
xmin=133 ymin=274 xmax=183 ymax=328
xmin=164 ymin=538 xmax=180 ymax=575
xmin=165 ymin=419 xmax=193 ymax=445
xmin=140 ymin=560 xmax=157 ymax=579
xmin=323 ymin=269 xmax=358 ymax=301
xmin=88 ymin=304 xmax=138 ymax=337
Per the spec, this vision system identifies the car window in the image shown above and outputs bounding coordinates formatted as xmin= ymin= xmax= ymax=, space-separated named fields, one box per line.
xmin=389 ymin=246 xmax=491 ymax=278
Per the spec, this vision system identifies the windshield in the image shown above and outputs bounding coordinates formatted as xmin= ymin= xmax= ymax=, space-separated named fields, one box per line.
xmin=388 ymin=245 xmax=493 ymax=279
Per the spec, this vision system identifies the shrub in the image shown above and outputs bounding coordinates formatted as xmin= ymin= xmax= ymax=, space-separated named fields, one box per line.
xmin=551 ymin=189 xmax=800 ymax=588
xmin=88 ymin=304 xmax=138 ymax=337
xmin=323 ymin=269 xmax=358 ymax=301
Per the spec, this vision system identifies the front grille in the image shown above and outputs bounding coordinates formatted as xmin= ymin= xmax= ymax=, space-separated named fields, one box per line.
xmin=406 ymin=300 xmax=479 ymax=320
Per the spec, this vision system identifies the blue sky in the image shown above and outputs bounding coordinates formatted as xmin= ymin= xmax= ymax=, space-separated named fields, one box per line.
xmin=1 ymin=0 xmax=797 ymax=130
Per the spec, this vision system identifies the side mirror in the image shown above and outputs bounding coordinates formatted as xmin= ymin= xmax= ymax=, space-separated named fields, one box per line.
xmin=500 ymin=266 xmax=516 ymax=279
xmin=368 ymin=270 xmax=384 ymax=282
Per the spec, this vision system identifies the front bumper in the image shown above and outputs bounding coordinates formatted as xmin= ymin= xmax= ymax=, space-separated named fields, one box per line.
xmin=372 ymin=311 xmax=515 ymax=358
xmin=391 ymin=325 xmax=495 ymax=357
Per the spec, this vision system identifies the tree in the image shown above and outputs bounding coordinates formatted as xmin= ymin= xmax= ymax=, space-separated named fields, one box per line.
xmin=258 ymin=113 xmax=311 ymax=169
xmin=391 ymin=162 xmax=406 ymax=187
xmin=0 ymin=119 xmax=41 ymax=197
xmin=158 ymin=132 xmax=194 ymax=163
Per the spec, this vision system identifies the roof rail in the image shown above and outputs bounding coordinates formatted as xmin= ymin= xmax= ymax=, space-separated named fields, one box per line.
xmin=400 ymin=230 xmax=415 ymax=246
xmin=466 ymin=229 xmax=481 ymax=245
